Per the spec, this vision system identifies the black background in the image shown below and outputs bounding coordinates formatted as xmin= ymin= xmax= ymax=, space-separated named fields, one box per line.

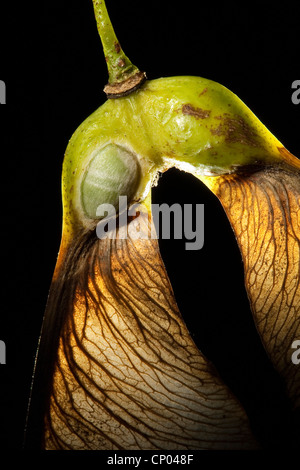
xmin=0 ymin=0 xmax=299 ymax=456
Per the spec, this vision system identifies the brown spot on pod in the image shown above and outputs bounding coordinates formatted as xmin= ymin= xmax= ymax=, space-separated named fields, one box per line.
xmin=182 ymin=104 xmax=211 ymax=119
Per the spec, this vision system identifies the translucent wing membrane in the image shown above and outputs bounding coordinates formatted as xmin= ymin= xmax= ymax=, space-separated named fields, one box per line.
xmin=201 ymin=158 xmax=300 ymax=417
xmin=27 ymin=209 xmax=258 ymax=450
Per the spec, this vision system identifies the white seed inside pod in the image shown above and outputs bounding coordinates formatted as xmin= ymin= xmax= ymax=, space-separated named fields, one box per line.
xmin=81 ymin=143 xmax=140 ymax=219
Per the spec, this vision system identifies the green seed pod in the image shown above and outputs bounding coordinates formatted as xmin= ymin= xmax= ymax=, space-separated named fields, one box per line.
xmin=81 ymin=143 xmax=140 ymax=219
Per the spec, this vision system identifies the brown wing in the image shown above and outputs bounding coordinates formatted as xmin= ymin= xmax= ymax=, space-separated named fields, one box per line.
xmin=26 ymin=208 xmax=258 ymax=450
